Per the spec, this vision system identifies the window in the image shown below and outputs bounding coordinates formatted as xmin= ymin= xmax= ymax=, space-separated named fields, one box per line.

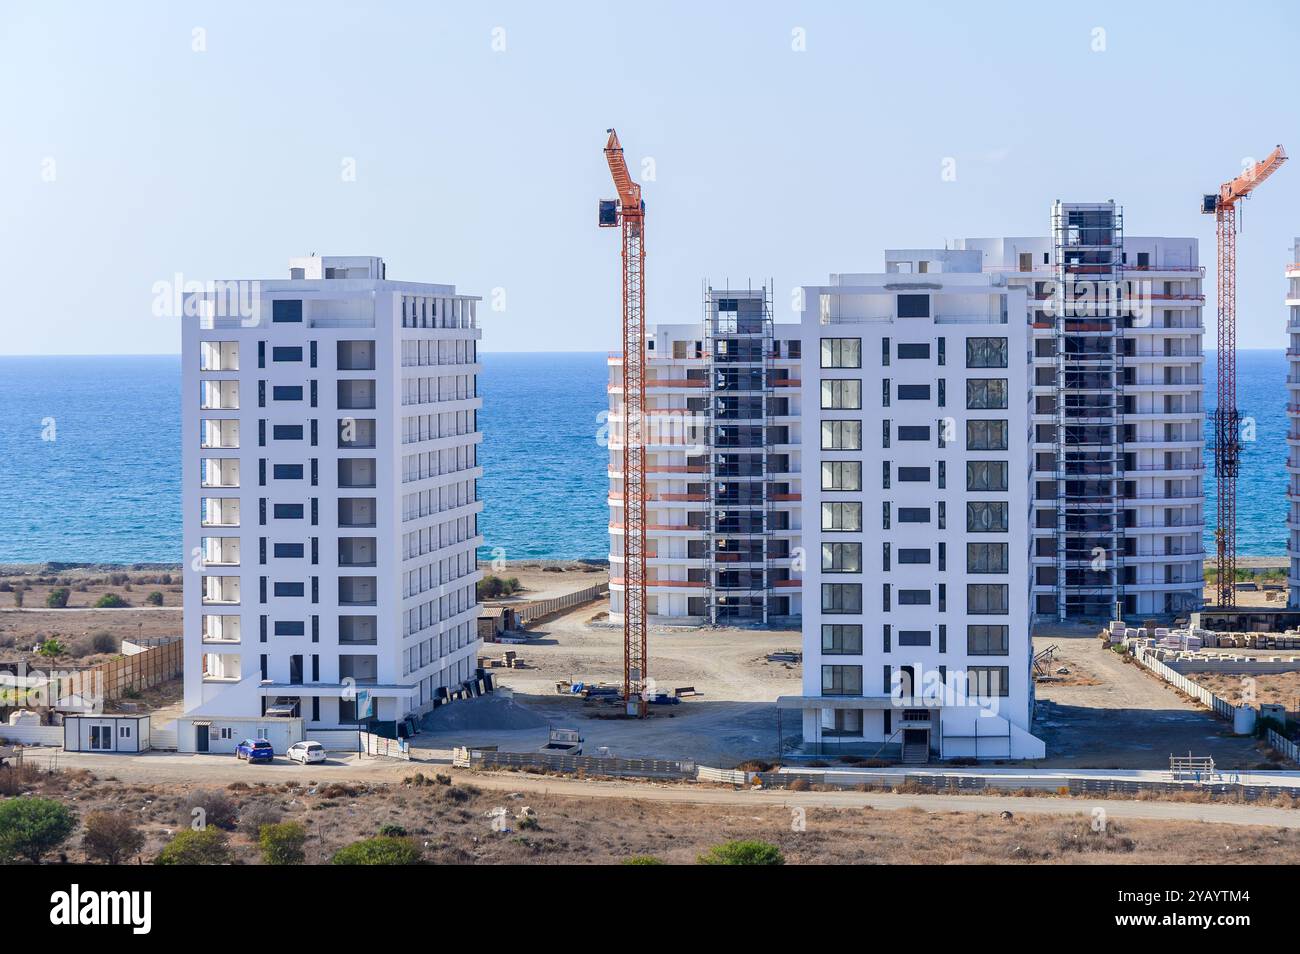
xmin=820 ymin=379 xmax=862 ymax=409
xmin=967 ymin=584 xmax=1009 ymax=615
xmin=820 ymin=338 xmax=861 ymax=368
xmin=822 ymin=624 xmax=863 ymax=655
xmin=821 ymin=420 xmax=862 ymax=450
xmin=821 ymin=501 xmax=862 ymax=532
xmin=787 ymin=340 xmax=801 ymax=358
xmin=965 ymin=337 xmax=1008 ymax=368
xmin=274 ymin=620 xmax=306 ymax=636
xmin=897 ymin=548 xmax=930 ymax=564
xmin=967 ymin=501 xmax=1009 ymax=532
xmin=967 ymin=460 xmax=1009 ymax=492
xmin=966 ymin=419 xmax=1008 ymax=450
xmin=897 ymin=342 xmax=930 ymax=359
xmin=273 ymin=542 xmax=304 ymax=558
xmin=882 ymin=461 xmax=890 ymax=489
xmin=273 ymin=464 xmax=303 ymax=480
xmin=821 ymin=583 xmax=863 ymax=614
xmin=967 ymin=542 xmax=1009 ymax=573
xmin=898 ymin=630 xmax=931 ymax=647
xmin=272 ymin=424 xmax=304 ymax=441
xmin=968 ymin=666 xmax=1010 ymax=697
xmin=272 ymin=300 xmax=303 ymax=323
xmin=898 ymin=507 xmax=930 ymax=523
xmin=898 ymin=589 xmax=931 ymax=605
xmin=273 ymin=503 xmax=304 ymax=519
xmin=822 ymin=542 xmax=862 ymax=573
xmin=897 ymin=294 xmax=930 ymax=318
xmin=274 ymin=582 xmax=305 ymax=597
xmin=897 ymin=425 xmax=930 ymax=441
xmin=967 ymin=624 xmax=1010 ymax=656
xmin=822 ymin=664 xmax=863 ymax=696
xmin=272 ymin=346 xmax=303 ymax=362
xmin=897 ymin=384 xmax=930 ymax=401
xmin=897 ymin=466 xmax=930 ymax=482
xmin=966 ymin=379 xmax=1008 ymax=410
xmin=821 ymin=461 xmax=861 ymax=491
xmin=272 ymin=385 xmax=304 ymax=402
xmin=881 ymin=337 xmax=890 ymax=366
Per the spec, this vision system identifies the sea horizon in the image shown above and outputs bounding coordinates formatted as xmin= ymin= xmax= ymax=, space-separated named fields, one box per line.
xmin=0 ymin=349 xmax=1289 ymax=564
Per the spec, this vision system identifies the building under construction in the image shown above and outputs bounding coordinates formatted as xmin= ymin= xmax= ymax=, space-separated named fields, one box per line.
xmin=964 ymin=202 xmax=1206 ymax=620
xmin=607 ymin=284 xmax=803 ymax=625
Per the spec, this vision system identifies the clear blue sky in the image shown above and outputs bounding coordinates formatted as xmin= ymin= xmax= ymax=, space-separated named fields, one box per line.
xmin=2 ymin=0 xmax=1297 ymax=354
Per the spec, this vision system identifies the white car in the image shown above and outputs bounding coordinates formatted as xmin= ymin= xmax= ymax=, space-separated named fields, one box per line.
xmin=286 ymin=741 xmax=327 ymax=764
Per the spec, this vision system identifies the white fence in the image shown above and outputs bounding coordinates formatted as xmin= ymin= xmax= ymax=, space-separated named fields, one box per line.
xmin=1133 ymin=647 xmax=1236 ymax=719
xmin=0 ymin=725 xmax=64 ymax=746
xmin=310 ymin=729 xmax=362 ymax=752
xmin=1267 ymin=728 xmax=1300 ymax=763
xmin=360 ymin=732 xmax=410 ymax=760
xmin=696 ymin=766 xmax=751 ymax=785
xmin=151 ymin=728 xmax=177 ymax=750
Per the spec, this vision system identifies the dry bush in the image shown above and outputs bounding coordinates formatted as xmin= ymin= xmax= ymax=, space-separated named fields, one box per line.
xmin=181 ymin=789 xmax=238 ymax=830
xmin=0 ymin=761 xmax=46 ymax=796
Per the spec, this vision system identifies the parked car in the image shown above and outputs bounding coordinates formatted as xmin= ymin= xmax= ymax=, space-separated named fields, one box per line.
xmin=235 ymin=738 xmax=274 ymax=763
xmin=286 ymin=740 xmax=326 ymax=764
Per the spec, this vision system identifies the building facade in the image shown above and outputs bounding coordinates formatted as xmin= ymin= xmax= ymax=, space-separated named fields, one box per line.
xmin=791 ymin=259 xmax=1045 ymax=760
xmin=608 ymin=285 xmax=803 ymax=624
xmin=180 ymin=255 xmax=483 ymax=751
xmin=963 ymin=203 xmax=1206 ymax=620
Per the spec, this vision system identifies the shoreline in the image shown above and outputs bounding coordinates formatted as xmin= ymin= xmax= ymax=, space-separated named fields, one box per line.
xmin=0 ymin=557 xmax=611 ymax=577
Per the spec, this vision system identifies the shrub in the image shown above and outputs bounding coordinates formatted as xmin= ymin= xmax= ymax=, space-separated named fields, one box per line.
xmin=259 ymin=822 xmax=306 ymax=865
xmin=90 ymin=631 xmax=118 ymax=654
xmin=331 ymin=836 xmax=422 ymax=865
xmin=160 ymin=573 xmax=173 ymax=585
xmin=45 ymin=588 xmax=70 ymax=609
xmin=0 ymin=761 xmax=45 ymax=797
xmin=144 ymin=591 xmax=164 ymax=607
xmin=237 ymin=802 xmax=282 ymax=838
xmin=12 ymin=588 xmax=23 ymax=608
xmin=622 ymin=855 xmax=665 ymax=865
xmin=94 ymin=593 xmax=128 ymax=609
xmin=36 ymin=638 xmax=66 ymax=658
xmin=697 ymin=839 xmax=784 ymax=866
xmin=378 ymin=823 xmax=408 ymax=837
xmin=0 ymin=797 xmax=77 ymax=863
xmin=0 ymin=581 xmax=11 ymax=592
xmin=82 ymin=812 xmax=145 ymax=865
xmin=476 ymin=575 xmax=523 ymax=599
xmin=182 ymin=790 xmax=238 ymax=831
xmin=108 ymin=573 xmax=129 ymax=586
xmin=156 ymin=827 xmax=230 ymax=865
xmin=518 ymin=815 xmax=540 ymax=831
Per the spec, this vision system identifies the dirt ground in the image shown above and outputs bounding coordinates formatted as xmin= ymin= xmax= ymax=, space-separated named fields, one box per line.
xmin=1194 ymin=672 xmax=1300 ymax=712
xmin=424 ymin=601 xmax=802 ymax=765
xmin=1032 ymin=636 xmax=1274 ymax=770
xmin=480 ymin=560 xmax=608 ymax=603
xmin=7 ymin=761 xmax=1300 ymax=865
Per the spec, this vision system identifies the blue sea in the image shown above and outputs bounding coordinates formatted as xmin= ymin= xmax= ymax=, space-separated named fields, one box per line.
xmin=0 ymin=350 xmax=1287 ymax=563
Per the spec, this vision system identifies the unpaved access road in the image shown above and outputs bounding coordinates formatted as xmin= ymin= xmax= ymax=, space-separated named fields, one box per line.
xmin=34 ymin=748 xmax=1300 ymax=830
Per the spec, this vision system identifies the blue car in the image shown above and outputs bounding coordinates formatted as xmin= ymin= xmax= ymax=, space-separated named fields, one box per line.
xmin=235 ymin=738 xmax=274 ymax=763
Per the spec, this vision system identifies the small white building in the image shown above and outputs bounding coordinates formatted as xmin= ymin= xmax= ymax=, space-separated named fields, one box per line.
xmin=63 ymin=715 xmax=151 ymax=753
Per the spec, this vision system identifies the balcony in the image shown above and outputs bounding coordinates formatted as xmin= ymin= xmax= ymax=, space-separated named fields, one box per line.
xmin=201 ymin=614 xmax=241 ymax=644
xmin=339 ymin=576 xmax=378 ymax=607
xmin=200 ymin=497 xmax=240 ymax=528
xmin=338 ymin=379 xmax=377 ymax=410
xmin=200 ymin=419 xmax=240 ymax=450
xmin=338 ymin=418 xmax=376 ymax=449
xmin=200 ymin=458 xmax=240 ymax=489
xmin=200 ymin=379 xmax=240 ymax=410
xmin=200 ymin=340 xmax=239 ymax=372
xmin=338 ymin=458 xmax=377 ymax=489
xmin=338 ymin=615 xmax=377 ymax=646
xmin=339 ymin=654 xmax=378 ymax=685
xmin=337 ymin=340 xmax=376 ymax=371
xmin=338 ymin=497 xmax=377 ymax=528
xmin=201 ymin=537 xmax=241 ymax=567
xmin=201 ymin=576 xmax=241 ymax=606
xmin=201 ymin=652 xmax=241 ymax=682
xmin=338 ymin=537 xmax=377 ymax=568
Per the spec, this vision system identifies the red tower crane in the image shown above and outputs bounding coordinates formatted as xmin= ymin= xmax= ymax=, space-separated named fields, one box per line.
xmin=1203 ymin=145 xmax=1287 ymax=606
xmin=599 ymin=129 xmax=648 ymax=716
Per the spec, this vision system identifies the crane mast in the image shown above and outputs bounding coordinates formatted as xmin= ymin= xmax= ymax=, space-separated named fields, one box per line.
xmin=1202 ymin=145 xmax=1287 ymax=607
xmin=600 ymin=129 xmax=648 ymax=716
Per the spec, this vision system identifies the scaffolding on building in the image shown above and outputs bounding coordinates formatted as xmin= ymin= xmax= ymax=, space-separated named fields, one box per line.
xmin=1051 ymin=202 xmax=1128 ymax=621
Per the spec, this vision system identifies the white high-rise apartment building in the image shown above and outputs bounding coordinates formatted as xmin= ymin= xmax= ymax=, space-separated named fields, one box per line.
xmin=791 ymin=256 xmax=1045 ymax=760
xmin=963 ymin=202 xmax=1205 ymax=621
xmin=608 ymin=286 xmax=803 ymax=624
xmin=179 ymin=255 xmax=483 ymax=752
xmin=1286 ymin=240 xmax=1300 ymax=606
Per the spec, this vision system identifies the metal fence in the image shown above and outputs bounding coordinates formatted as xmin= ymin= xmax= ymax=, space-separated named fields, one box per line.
xmin=452 ymin=746 xmax=693 ymax=779
xmin=516 ymin=582 xmax=610 ymax=626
